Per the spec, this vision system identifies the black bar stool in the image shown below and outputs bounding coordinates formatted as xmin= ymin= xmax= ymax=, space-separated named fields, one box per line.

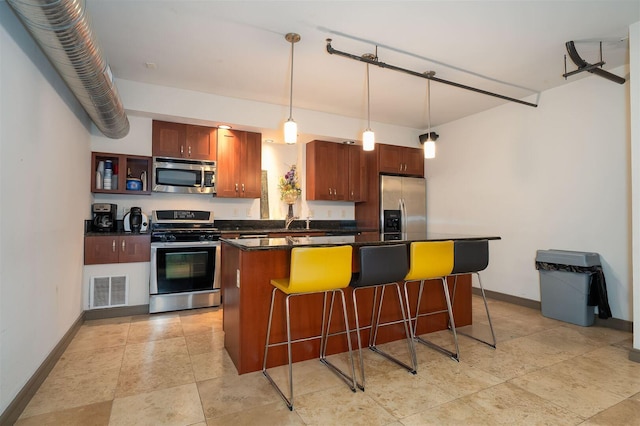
xmin=262 ymin=245 xmax=357 ymax=411
xmin=450 ymin=239 xmax=496 ymax=348
xmin=350 ymin=244 xmax=416 ymax=390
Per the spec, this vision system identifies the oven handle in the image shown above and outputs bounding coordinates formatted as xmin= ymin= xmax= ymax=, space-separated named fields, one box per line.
xmin=151 ymin=241 xmax=221 ymax=248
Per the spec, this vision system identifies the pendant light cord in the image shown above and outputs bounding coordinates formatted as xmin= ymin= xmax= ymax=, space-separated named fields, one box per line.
xmin=289 ymin=38 xmax=295 ymax=120
xmin=366 ymin=62 xmax=371 ymax=129
xmin=427 ymin=79 xmax=431 ymax=137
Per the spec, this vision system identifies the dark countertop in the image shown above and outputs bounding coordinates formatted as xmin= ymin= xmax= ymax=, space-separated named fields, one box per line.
xmin=215 ymin=219 xmax=367 ymax=233
xmin=215 ymin=219 xmax=376 ymax=236
xmin=85 ymin=231 xmax=151 ymax=237
xmin=221 ymin=232 xmax=501 ymax=251
xmin=85 ymin=219 xmax=374 ymax=236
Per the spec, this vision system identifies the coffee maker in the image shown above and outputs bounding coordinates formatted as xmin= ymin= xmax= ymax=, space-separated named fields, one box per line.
xmin=92 ymin=203 xmax=117 ymax=232
xmin=127 ymin=207 xmax=142 ymax=233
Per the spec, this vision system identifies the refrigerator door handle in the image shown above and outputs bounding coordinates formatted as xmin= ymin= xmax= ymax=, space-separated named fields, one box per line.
xmin=400 ymin=198 xmax=406 ymax=233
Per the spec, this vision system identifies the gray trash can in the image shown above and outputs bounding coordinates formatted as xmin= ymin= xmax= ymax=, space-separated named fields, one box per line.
xmin=535 ymin=249 xmax=601 ymax=326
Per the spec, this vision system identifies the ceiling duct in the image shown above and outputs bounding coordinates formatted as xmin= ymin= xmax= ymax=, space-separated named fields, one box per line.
xmin=563 ymin=41 xmax=626 ymax=85
xmin=7 ymin=0 xmax=129 ymax=139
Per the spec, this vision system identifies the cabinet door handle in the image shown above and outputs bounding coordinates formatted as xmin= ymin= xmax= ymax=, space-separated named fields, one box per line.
xmin=112 ymin=239 xmax=116 ymax=252
xmin=235 ymin=183 xmax=239 ymax=192
xmin=188 ymin=146 xmax=192 ymax=157
xmin=180 ymin=145 xmax=184 ymax=155
xmin=122 ymin=240 xmax=126 ymax=252
xmin=241 ymin=183 xmax=245 ymax=192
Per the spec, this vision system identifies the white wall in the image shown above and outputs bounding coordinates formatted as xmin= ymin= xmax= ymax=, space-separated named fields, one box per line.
xmin=428 ymin=65 xmax=631 ymax=321
xmin=0 ymin=4 xmax=92 ymax=414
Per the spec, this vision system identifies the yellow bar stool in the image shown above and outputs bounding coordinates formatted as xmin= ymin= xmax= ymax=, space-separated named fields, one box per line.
xmin=450 ymin=239 xmax=496 ymax=348
xmin=403 ymin=240 xmax=460 ymax=362
xmin=350 ymin=244 xmax=416 ymax=390
xmin=262 ymin=245 xmax=357 ymax=411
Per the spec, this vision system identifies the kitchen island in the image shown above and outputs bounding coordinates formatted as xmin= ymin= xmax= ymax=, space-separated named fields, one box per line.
xmin=221 ymin=233 xmax=500 ymax=374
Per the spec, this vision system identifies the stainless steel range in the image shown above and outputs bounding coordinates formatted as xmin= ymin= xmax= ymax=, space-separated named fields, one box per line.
xmin=149 ymin=210 xmax=221 ymax=314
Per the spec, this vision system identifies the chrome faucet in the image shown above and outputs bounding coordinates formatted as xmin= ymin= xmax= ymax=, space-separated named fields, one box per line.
xmin=285 ymin=215 xmax=298 ymax=230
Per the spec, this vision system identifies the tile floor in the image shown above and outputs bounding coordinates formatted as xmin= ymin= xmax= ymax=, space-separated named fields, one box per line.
xmin=15 ymin=296 xmax=640 ymax=425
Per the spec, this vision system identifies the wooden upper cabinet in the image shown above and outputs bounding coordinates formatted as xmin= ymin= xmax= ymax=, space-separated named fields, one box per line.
xmin=91 ymin=152 xmax=151 ymax=195
xmin=152 ymin=120 xmax=216 ymax=160
xmin=378 ymin=144 xmax=424 ymax=177
xmin=186 ymin=125 xmax=217 ymax=160
xmin=152 ymin=120 xmax=185 ymax=158
xmin=306 ymin=140 xmax=345 ymax=201
xmin=216 ymin=129 xmax=262 ymax=198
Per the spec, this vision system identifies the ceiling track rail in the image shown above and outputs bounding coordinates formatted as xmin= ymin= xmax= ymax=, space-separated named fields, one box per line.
xmin=326 ymin=39 xmax=538 ymax=108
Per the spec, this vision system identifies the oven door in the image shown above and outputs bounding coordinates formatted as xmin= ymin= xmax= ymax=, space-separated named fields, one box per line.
xmin=150 ymin=241 xmax=220 ymax=294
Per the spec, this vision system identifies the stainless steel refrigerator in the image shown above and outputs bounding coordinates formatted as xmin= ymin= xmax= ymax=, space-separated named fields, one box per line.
xmin=380 ymin=175 xmax=427 ymax=239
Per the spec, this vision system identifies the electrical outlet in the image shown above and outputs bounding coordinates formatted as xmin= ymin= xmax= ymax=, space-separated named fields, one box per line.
xmin=246 ymin=208 xmax=251 ymax=217
xmin=327 ymin=210 xmax=332 ymax=218
xmin=341 ymin=209 xmax=346 ymax=218
xmin=233 ymin=208 xmax=238 ymax=217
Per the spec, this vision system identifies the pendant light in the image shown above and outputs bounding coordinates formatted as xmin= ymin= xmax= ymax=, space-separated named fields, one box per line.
xmin=362 ymin=53 xmax=375 ymax=151
xmin=424 ymin=74 xmax=436 ymax=159
xmin=284 ymin=33 xmax=300 ymax=144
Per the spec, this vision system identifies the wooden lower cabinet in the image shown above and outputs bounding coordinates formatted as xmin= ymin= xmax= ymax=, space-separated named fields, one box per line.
xmin=84 ymin=234 xmax=151 ymax=265
xmin=221 ymin=242 xmax=471 ymax=374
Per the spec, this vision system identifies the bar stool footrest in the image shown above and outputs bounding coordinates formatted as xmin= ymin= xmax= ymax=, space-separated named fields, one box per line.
xmin=262 ymin=370 xmax=294 ymax=411
xmin=319 ymin=358 xmax=358 ymax=392
xmin=414 ymin=336 xmax=460 ymax=362
xmin=454 ymin=328 xmax=497 ymax=349
xmin=369 ymin=346 xmax=417 ymax=374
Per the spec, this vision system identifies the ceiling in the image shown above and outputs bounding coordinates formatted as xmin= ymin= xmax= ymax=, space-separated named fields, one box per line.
xmin=85 ymin=1 xmax=639 ymax=134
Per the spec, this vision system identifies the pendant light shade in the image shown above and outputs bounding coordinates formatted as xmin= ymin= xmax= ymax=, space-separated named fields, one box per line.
xmin=284 ymin=33 xmax=300 ymax=144
xmin=362 ymin=57 xmax=375 ymax=151
xmin=284 ymin=119 xmax=297 ymax=145
xmin=363 ymin=129 xmax=375 ymax=151
xmin=424 ymin=138 xmax=436 ymax=158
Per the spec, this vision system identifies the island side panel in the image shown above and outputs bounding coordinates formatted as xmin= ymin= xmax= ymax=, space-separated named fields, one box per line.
xmin=221 ymin=243 xmax=241 ymax=369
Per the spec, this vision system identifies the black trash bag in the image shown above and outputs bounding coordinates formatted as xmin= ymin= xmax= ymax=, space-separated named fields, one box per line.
xmin=535 ymin=261 xmax=612 ymax=319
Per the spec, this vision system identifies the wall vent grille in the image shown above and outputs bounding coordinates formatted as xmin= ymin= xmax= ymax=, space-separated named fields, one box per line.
xmin=90 ymin=275 xmax=128 ymax=309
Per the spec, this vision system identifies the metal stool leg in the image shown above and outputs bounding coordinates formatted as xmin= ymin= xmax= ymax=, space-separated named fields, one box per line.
xmin=451 ymin=274 xmax=497 ymax=349
xmin=370 ymin=283 xmax=417 ymax=373
xmin=409 ymin=278 xmax=460 ymax=362
xmin=321 ymin=289 xmax=358 ymax=392
xmin=262 ymin=288 xmax=295 ymax=410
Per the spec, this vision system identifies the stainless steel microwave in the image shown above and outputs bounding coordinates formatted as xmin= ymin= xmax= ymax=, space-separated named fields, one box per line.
xmin=152 ymin=157 xmax=216 ymax=194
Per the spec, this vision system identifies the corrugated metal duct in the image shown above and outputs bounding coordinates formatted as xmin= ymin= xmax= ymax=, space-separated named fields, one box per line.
xmin=7 ymin=0 xmax=129 ymax=139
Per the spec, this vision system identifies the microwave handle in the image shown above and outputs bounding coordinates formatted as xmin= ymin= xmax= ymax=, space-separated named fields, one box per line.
xmin=201 ymin=168 xmax=205 ymax=188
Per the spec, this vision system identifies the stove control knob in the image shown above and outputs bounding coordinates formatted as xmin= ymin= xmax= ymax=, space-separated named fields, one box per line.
xmin=168 ymin=235 xmax=177 ymax=242
xmin=160 ymin=234 xmax=167 ymax=242
xmin=207 ymin=234 xmax=214 ymax=241
xmin=199 ymin=234 xmax=206 ymax=241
